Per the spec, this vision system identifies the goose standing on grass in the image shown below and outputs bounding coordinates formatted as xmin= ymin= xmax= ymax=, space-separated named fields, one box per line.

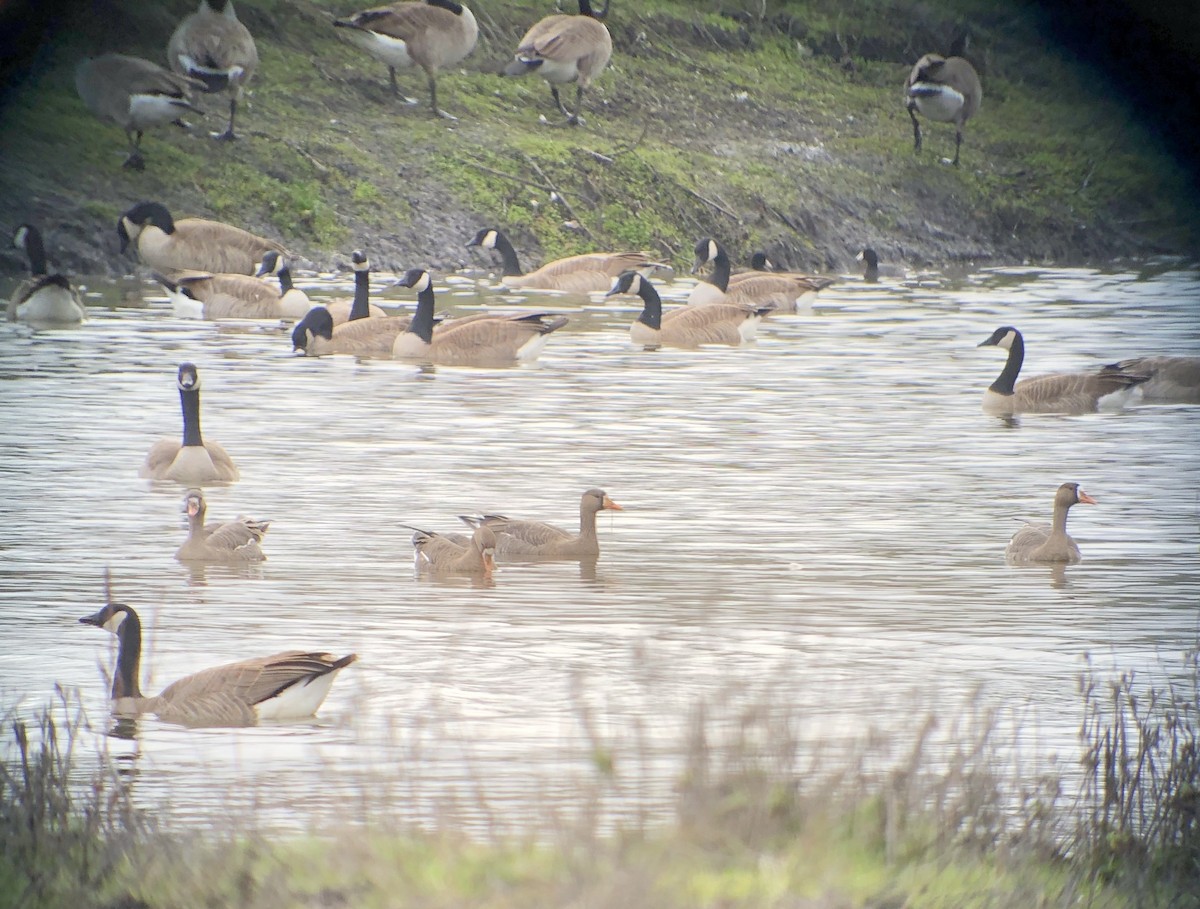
xmin=609 ymin=270 xmax=768 ymax=349
xmin=977 ymin=326 xmax=1149 ymax=415
xmin=466 ymin=227 xmax=659 ymax=293
xmin=1099 ymin=356 xmax=1200 ymax=405
xmin=75 ymin=54 xmax=204 ymax=170
xmin=1006 ymin=482 xmax=1097 ymax=564
xmin=118 ymin=201 xmax=285 ymax=275
xmin=905 ymin=53 xmax=982 ymax=167
xmin=175 ymin=489 xmax=268 ymax=562
xmin=856 ymin=247 xmax=906 ymax=282
xmin=690 ymin=238 xmax=834 ymax=312
xmin=333 ymin=0 xmax=478 ymax=120
xmin=392 ymin=268 xmax=568 ymax=366
xmin=6 ymin=224 xmax=86 ymax=325
xmin=503 ymin=0 xmax=612 ymax=126
xmin=167 ymin=0 xmax=258 ymax=141
xmin=80 ymin=601 xmax=355 ymax=726
xmin=410 ymin=525 xmax=497 ymax=576
xmin=140 ymin=363 xmax=239 ymax=484
xmin=291 ymin=251 xmax=405 ymax=357
xmin=460 ymin=488 xmax=623 ymax=560
xmin=155 ymin=268 xmax=311 ymax=320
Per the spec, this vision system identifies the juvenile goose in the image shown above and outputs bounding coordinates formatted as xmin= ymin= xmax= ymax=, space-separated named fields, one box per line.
xmin=608 ymin=270 xmax=768 ymax=349
xmin=977 ymin=327 xmax=1148 ymax=415
xmin=410 ymin=524 xmax=496 ymax=576
xmin=80 ymin=601 xmax=354 ymax=726
xmin=460 ymin=488 xmax=622 ymax=560
xmin=155 ymin=269 xmax=311 ymax=320
xmin=6 ymin=224 xmax=86 ymax=325
xmin=140 ymin=363 xmax=239 ymax=483
xmin=905 ymin=53 xmax=982 ymax=167
xmin=291 ymin=252 xmax=406 ymax=357
xmin=856 ymin=247 xmax=906 ymax=282
xmin=392 ymin=268 xmax=568 ymax=366
xmin=466 ymin=227 xmax=658 ymax=293
xmin=118 ymin=201 xmax=285 ymax=275
xmin=167 ymin=0 xmax=258 ymax=140
xmin=1099 ymin=356 xmax=1200 ymax=405
xmin=334 ymin=0 xmax=479 ymax=119
xmin=175 ymin=489 xmax=268 ymax=562
xmin=691 ymin=238 xmax=834 ymax=312
xmin=504 ymin=0 xmax=612 ymax=126
xmin=1006 ymin=482 xmax=1097 ymax=564
xmin=75 ymin=54 xmax=203 ymax=170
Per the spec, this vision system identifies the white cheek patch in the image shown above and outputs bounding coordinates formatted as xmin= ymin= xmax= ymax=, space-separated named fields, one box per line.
xmin=102 ymin=612 xmax=126 ymax=634
xmin=353 ymin=259 xmax=370 ymax=273
xmin=482 ymin=230 xmax=498 ymax=249
xmin=1000 ymin=330 xmax=1017 ymax=349
xmin=706 ymin=239 xmax=717 ymax=262
xmin=414 ymin=272 xmax=432 ymax=293
xmin=13 ymin=226 xmax=28 ymax=249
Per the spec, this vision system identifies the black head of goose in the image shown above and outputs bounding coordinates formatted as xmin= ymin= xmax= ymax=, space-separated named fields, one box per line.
xmin=167 ymin=0 xmax=258 ymax=140
xmin=609 ymin=270 xmax=767 ymax=349
xmin=6 ymin=224 xmax=86 ymax=325
xmin=905 ymin=53 xmax=982 ymax=167
xmin=856 ymin=247 xmax=907 ymax=282
xmin=140 ymin=362 xmax=239 ymax=483
xmin=253 ymin=251 xmax=312 ymax=316
xmin=176 ymin=488 xmax=268 ymax=562
xmin=118 ymin=201 xmax=285 ymax=275
xmin=1006 ymin=482 xmax=1097 ymax=564
xmin=503 ymin=0 xmax=613 ymax=126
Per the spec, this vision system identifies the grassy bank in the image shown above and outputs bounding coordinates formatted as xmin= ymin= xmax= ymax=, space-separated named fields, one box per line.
xmin=3 ymin=652 xmax=1197 ymax=909
xmin=0 ymin=0 xmax=1196 ymax=279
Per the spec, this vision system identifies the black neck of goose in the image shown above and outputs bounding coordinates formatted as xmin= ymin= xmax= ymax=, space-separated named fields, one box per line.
xmin=113 ymin=612 xmax=143 ymax=700
xmin=180 ymin=387 xmax=204 ymax=448
xmin=407 ymin=285 xmax=437 ymax=343
xmin=635 ymin=281 xmax=662 ymax=330
xmin=579 ymin=0 xmax=608 ymax=19
xmin=349 ymin=268 xmax=371 ymax=321
xmin=705 ymin=248 xmax=731 ymax=291
xmin=23 ymin=230 xmax=48 ymax=276
xmin=988 ymin=334 xmax=1024 ymax=395
xmin=493 ymin=233 xmax=524 ymax=277
xmin=863 ymin=262 xmax=879 ymax=281
xmin=276 ymin=265 xmax=294 ymax=292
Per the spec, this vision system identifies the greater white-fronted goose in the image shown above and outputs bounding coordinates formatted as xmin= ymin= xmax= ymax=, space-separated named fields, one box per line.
xmin=690 ymin=238 xmax=834 ymax=312
xmin=410 ymin=524 xmax=496 ymax=576
xmin=392 ymin=268 xmax=568 ymax=366
xmin=610 ymin=270 xmax=768 ymax=349
xmin=1099 ymin=356 xmax=1200 ymax=405
xmin=75 ymin=54 xmax=203 ymax=170
xmin=155 ymin=269 xmax=311 ymax=320
xmin=1006 ymin=482 xmax=1096 ymax=564
xmin=140 ymin=363 xmax=239 ymax=483
xmin=175 ymin=489 xmax=268 ymax=562
xmin=167 ymin=0 xmax=258 ymax=141
xmin=503 ymin=0 xmax=612 ymax=126
xmin=6 ymin=224 xmax=86 ymax=325
xmin=460 ymin=488 xmax=622 ymax=560
xmin=118 ymin=201 xmax=285 ymax=276
xmin=80 ymin=600 xmax=354 ymax=726
xmin=856 ymin=247 xmax=906 ymax=282
xmin=334 ymin=0 xmax=479 ymax=119
xmin=466 ymin=227 xmax=658 ymax=293
xmin=977 ymin=327 xmax=1149 ymax=415
xmin=291 ymin=251 xmax=407 ymax=357
xmin=905 ymin=53 xmax=982 ymax=167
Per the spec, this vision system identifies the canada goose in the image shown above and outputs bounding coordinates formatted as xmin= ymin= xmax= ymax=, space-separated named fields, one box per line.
xmin=291 ymin=251 xmax=405 ymax=357
xmin=254 ymin=251 xmax=314 ymax=313
xmin=905 ymin=53 xmax=982 ymax=167
xmin=167 ymin=0 xmax=258 ymax=141
xmin=466 ymin=227 xmax=658 ymax=293
xmin=503 ymin=0 xmax=612 ymax=126
xmin=392 ymin=268 xmax=568 ymax=366
xmin=140 ymin=363 xmax=239 ymax=484
xmin=608 ymin=270 xmax=768 ymax=349
xmin=6 ymin=224 xmax=86 ymax=325
xmin=690 ymin=238 xmax=834 ymax=312
xmin=155 ymin=269 xmax=311 ymax=320
xmin=118 ymin=201 xmax=285 ymax=275
xmin=75 ymin=54 xmax=204 ymax=170
xmin=1006 ymin=482 xmax=1097 ymax=563
xmin=748 ymin=252 xmax=777 ymax=271
xmin=856 ymin=247 xmax=906 ymax=282
xmin=1099 ymin=356 xmax=1200 ymax=405
xmin=312 ymin=249 xmax=387 ymax=324
xmin=460 ymin=488 xmax=622 ymax=560
xmin=175 ymin=489 xmax=268 ymax=562
xmin=977 ymin=327 xmax=1149 ymax=415
xmin=80 ymin=601 xmax=354 ymax=726
xmin=409 ymin=524 xmax=496 ymax=576
xmin=333 ymin=0 xmax=478 ymax=120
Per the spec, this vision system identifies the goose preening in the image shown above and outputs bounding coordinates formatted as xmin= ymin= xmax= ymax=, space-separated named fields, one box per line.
xmin=74 ymin=54 xmax=203 ymax=170
xmin=1006 ymin=482 xmax=1097 ymax=564
xmin=1099 ymin=356 xmax=1200 ymax=405
xmin=392 ymin=268 xmax=568 ymax=366
xmin=609 ymin=270 xmax=768 ymax=349
xmin=905 ymin=53 xmax=982 ymax=167
xmin=80 ymin=601 xmax=354 ymax=726
xmin=460 ymin=488 xmax=622 ymax=560
xmin=977 ymin=327 xmax=1149 ymax=415
xmin=118 ymin=201 xmax=285 ymax=275
xmin=175 ymin=489 xmax=268 ymax=562
xmin=333 ymin=0 xmax=479 ymax=119
xmin=690 ymin=238 xmax=834 ymax=312
xmin=6 ymin=224 xmax=86 ymax=325
xmin=503 ymin=0 xmax=612 ymax=126
xmin=140 ymin=363 xmax=239 ymax=483
xmin=291 ymin=251 xmax=402 ymax=357
xmin=856 ymin=247 xmax=906 ymax=282
xmin=155 ymin=268 xmax=311 ymax=320
xmin=466 ymin=227 xmax=659 ymax=293
xmin=167 ymin=0 xmax=258 ymax=140
xmin=410 ymin=524 xmax=496 ymax=576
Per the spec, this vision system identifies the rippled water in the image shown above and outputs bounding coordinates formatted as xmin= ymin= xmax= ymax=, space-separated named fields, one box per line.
xmin=1 ymin=261 xmax=1197 ymax=834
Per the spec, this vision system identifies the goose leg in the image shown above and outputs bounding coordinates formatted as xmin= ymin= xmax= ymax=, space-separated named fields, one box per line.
xmin=388 ymin=65 xmax=399 ymax=96
xmin=953 ymin=124 xmax=963 ymax=167
xmin=549 ymin=85 xmax=571 ymax=118
xmin=213 ymin=95 xmax=239 ymax=141
xmin=427 ymin=71 xmax=456 ymax=120
xmin=565 ymin=84 xmax=586 ymax=126
xmin=907 ymin=102 xmax=922 ymax=153
xmin=123 ymin=129 xmax=146 ymax=171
